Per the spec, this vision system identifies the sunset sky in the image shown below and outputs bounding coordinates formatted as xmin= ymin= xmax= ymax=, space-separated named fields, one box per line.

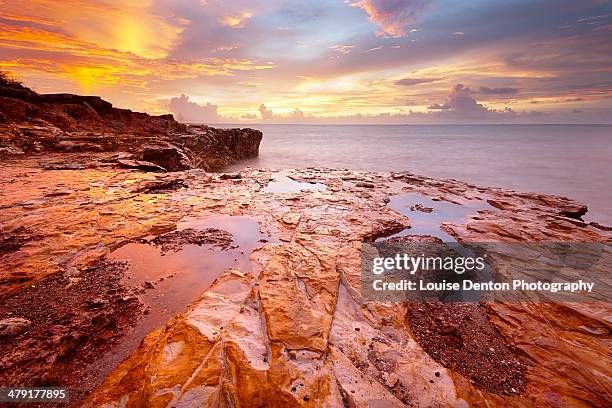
xmin=1 ymin=0 xmax=611 ymax=123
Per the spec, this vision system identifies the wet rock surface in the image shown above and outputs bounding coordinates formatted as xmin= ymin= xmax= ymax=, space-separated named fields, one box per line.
xmin=0 ymin=154 xmax=610 ymax=407
xmin=0 ymin=259 xmax=141 ymax=404
xmin=147 ymin=227 xmax=235 ymax=253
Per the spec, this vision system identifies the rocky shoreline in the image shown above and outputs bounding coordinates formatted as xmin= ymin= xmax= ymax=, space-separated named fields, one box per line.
xmin=1 ymin=87 xmax=611 ymax=407
xmin=0 ymin=85 xmax=262 ymax=171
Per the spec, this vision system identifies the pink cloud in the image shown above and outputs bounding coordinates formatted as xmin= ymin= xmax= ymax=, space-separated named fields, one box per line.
xmin=259 ymin=103 xmax=274 ymax=120
xmin=169 ymin=94 xmax=219 ymax=123
xmin=427 ymin=84 xmax=491 ymax=116
xmin=351 ymin=0 xmax=431 ymax=37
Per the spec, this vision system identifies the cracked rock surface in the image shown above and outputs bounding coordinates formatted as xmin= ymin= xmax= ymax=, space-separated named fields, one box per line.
xmin=0 ymin=154 xmax=610 ymax=407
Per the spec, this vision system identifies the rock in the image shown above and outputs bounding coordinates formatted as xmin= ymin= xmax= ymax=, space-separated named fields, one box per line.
xmin=43 ymin=163 xmax=85 ymax=170
xmin=0 ymin=145 xmax=24 ymax=155
xmin=281 ymin=212 xmax=301 ymax=225
xmin=116 ymin=159 xmax=167 ymax=172
xmin=386 ymin=373 xmax=400 ymax=387
xmin=141 ymin=145 xmax=192 ymax=171
xmin=55 ymin=140 xmax=104 ymax=152
xmin=0 ymin=87 xmax=260 ymax=169
xmin=0 ymin=226 xmax=33 ymax=256
xmin=0 ymin=318 xmax=31 ymax=336
xmin=44 ymin=190 xmax=73 ymax=197
xmin=356 ymin=181 xmax=375 ymax=188
xmin=411 ymin=203 xmax=433 ymax=213
xmin=80 ymin=169 xmax=610 ymax=408
xmin=87 ymin=298 xmax=108 ymax=309
xmin=136 ymin=178 xmax=186 ymax=193
xmin=178 ymin=125 xmax=263 ymax=170
xmin=147 ymin=228 xmax=234 ymax=253
xmin=1 ymin=149 xmax=611 ymax=407
xmin=590 ymin=221 xmax=612 ymax=231
xmin=219 ymin=173 xmax=242 ymax=180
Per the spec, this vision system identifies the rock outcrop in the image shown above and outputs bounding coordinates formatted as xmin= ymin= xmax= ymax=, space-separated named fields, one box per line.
xmin=0 ymin=153 xmax=609 ymax=407
xmin=0 ymin=87 xmax=262 ymax=171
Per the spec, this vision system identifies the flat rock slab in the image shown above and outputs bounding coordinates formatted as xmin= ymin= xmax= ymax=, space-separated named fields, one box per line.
xmin=0 ymin=158 xmax=610 ymax=407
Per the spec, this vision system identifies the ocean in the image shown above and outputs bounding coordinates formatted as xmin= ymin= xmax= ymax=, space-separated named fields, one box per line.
xmin=217 ymin=124 xmax=611 ymax=225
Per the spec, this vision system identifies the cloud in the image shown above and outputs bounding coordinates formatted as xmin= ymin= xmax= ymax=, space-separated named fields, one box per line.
xmin=427 ymin=103 xmax=450 ymax=110
xmin=228 ymin=105 xmax=611 ymax=125
xmin=478 ymin=86 xmax=519 ymax=95
xmin=577 ymin=13 xmax=611 ymax=23
xmin=395 ymin=77 xmax=441 ymax=86
xmin=247 ymin=105 xmax=307 ymax=122
xmin=427 ymin=84 xmax=490 ymax=116
xmin=0 ymin=1 xmax=186 ymax=59
xmin=241 ymin=112 xmax=258 ymax=120
xmin=290 ymin=107 xmax=305 ymax=119
xmin=329 ymin=44 xmax=355 ymax=55
xmin=0 ymin=11 xmax=275 ymax=93
xmin=169 ymin=94 xmax=219 ymax=123
xmin=2 ymin=0 xmax=610 ymax=122
xmin=259 ymin=103 xmax=274 ymax=120
xmin=350 ymin=0 xmax=431 ymax=37
xmin=220 ymin=12 xmax=253 ymax=28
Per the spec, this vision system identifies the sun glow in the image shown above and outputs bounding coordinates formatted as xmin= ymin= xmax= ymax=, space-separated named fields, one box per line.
xmin=0 ymin=0 xmax=608 ymax=123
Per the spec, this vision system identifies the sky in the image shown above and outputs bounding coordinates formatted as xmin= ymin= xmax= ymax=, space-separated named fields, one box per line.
xmin=0 ymin=0 xmax=611 ymax=124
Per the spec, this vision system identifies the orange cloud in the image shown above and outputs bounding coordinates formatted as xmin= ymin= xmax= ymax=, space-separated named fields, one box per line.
xmin=0 ymin=0 xmax=185 ymax=58
xmin=0 ymin=11 xmax=275 ymax=94
xmin=220 ymin=12 xmax=253 ymax=28
xmin=1 ymin=56 xmax=275 ymax=93
xmin=1 ymin=0 xmax=608 ymax=122
xmin=351 ymin=0 xmax=430 ymax=37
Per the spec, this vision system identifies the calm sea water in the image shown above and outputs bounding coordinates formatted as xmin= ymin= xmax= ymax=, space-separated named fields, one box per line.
xmin=217 ymin=124 xmax=611 ymax=225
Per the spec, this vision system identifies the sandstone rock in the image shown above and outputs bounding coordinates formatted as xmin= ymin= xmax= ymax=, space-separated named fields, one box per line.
xmin=0 ymin=317 xmax=31 ymax=336
xmin=135 ymin=178 xmax=186 ymax=193
xmin=55 ymin=140 xmax=104 ymax=152
xmin=116 ymin=159 xmax=167 ymax=172
xmin=1 ymin=160 xmax=610 ymax=407
xmin=87 ymin=298 xmax=108 ymax=309
xmin=219 ymin=173 xmax=242 ymax=180
xmin=141 ymin=145 xmax=192 ymax=172
xmin=0 ymin=91 xmax=261 ymax=170
xmin=0 ymin=145 xmax=23 ymax=155
xmin=411 ymin=203 xmax=433 ymax=213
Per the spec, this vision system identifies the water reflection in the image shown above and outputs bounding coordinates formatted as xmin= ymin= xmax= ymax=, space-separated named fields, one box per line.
xmin=382 ymin=192 xmax=496 ymax=301
xmin=385 ymin=192 xmax=494 ymax=241
xmin=264 ymin=175 xmax=326 ymax=193
xmin=94 ymin=215 xmax=274 ymax=385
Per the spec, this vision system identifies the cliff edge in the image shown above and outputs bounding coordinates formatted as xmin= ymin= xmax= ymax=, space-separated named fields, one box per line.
xmin=0 ymin=75 xmax=262 ymax=171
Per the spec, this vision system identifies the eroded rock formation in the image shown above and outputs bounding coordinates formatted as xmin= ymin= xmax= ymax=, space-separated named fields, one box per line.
xmin=0 ymin=87 xmax=262 ymax=171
